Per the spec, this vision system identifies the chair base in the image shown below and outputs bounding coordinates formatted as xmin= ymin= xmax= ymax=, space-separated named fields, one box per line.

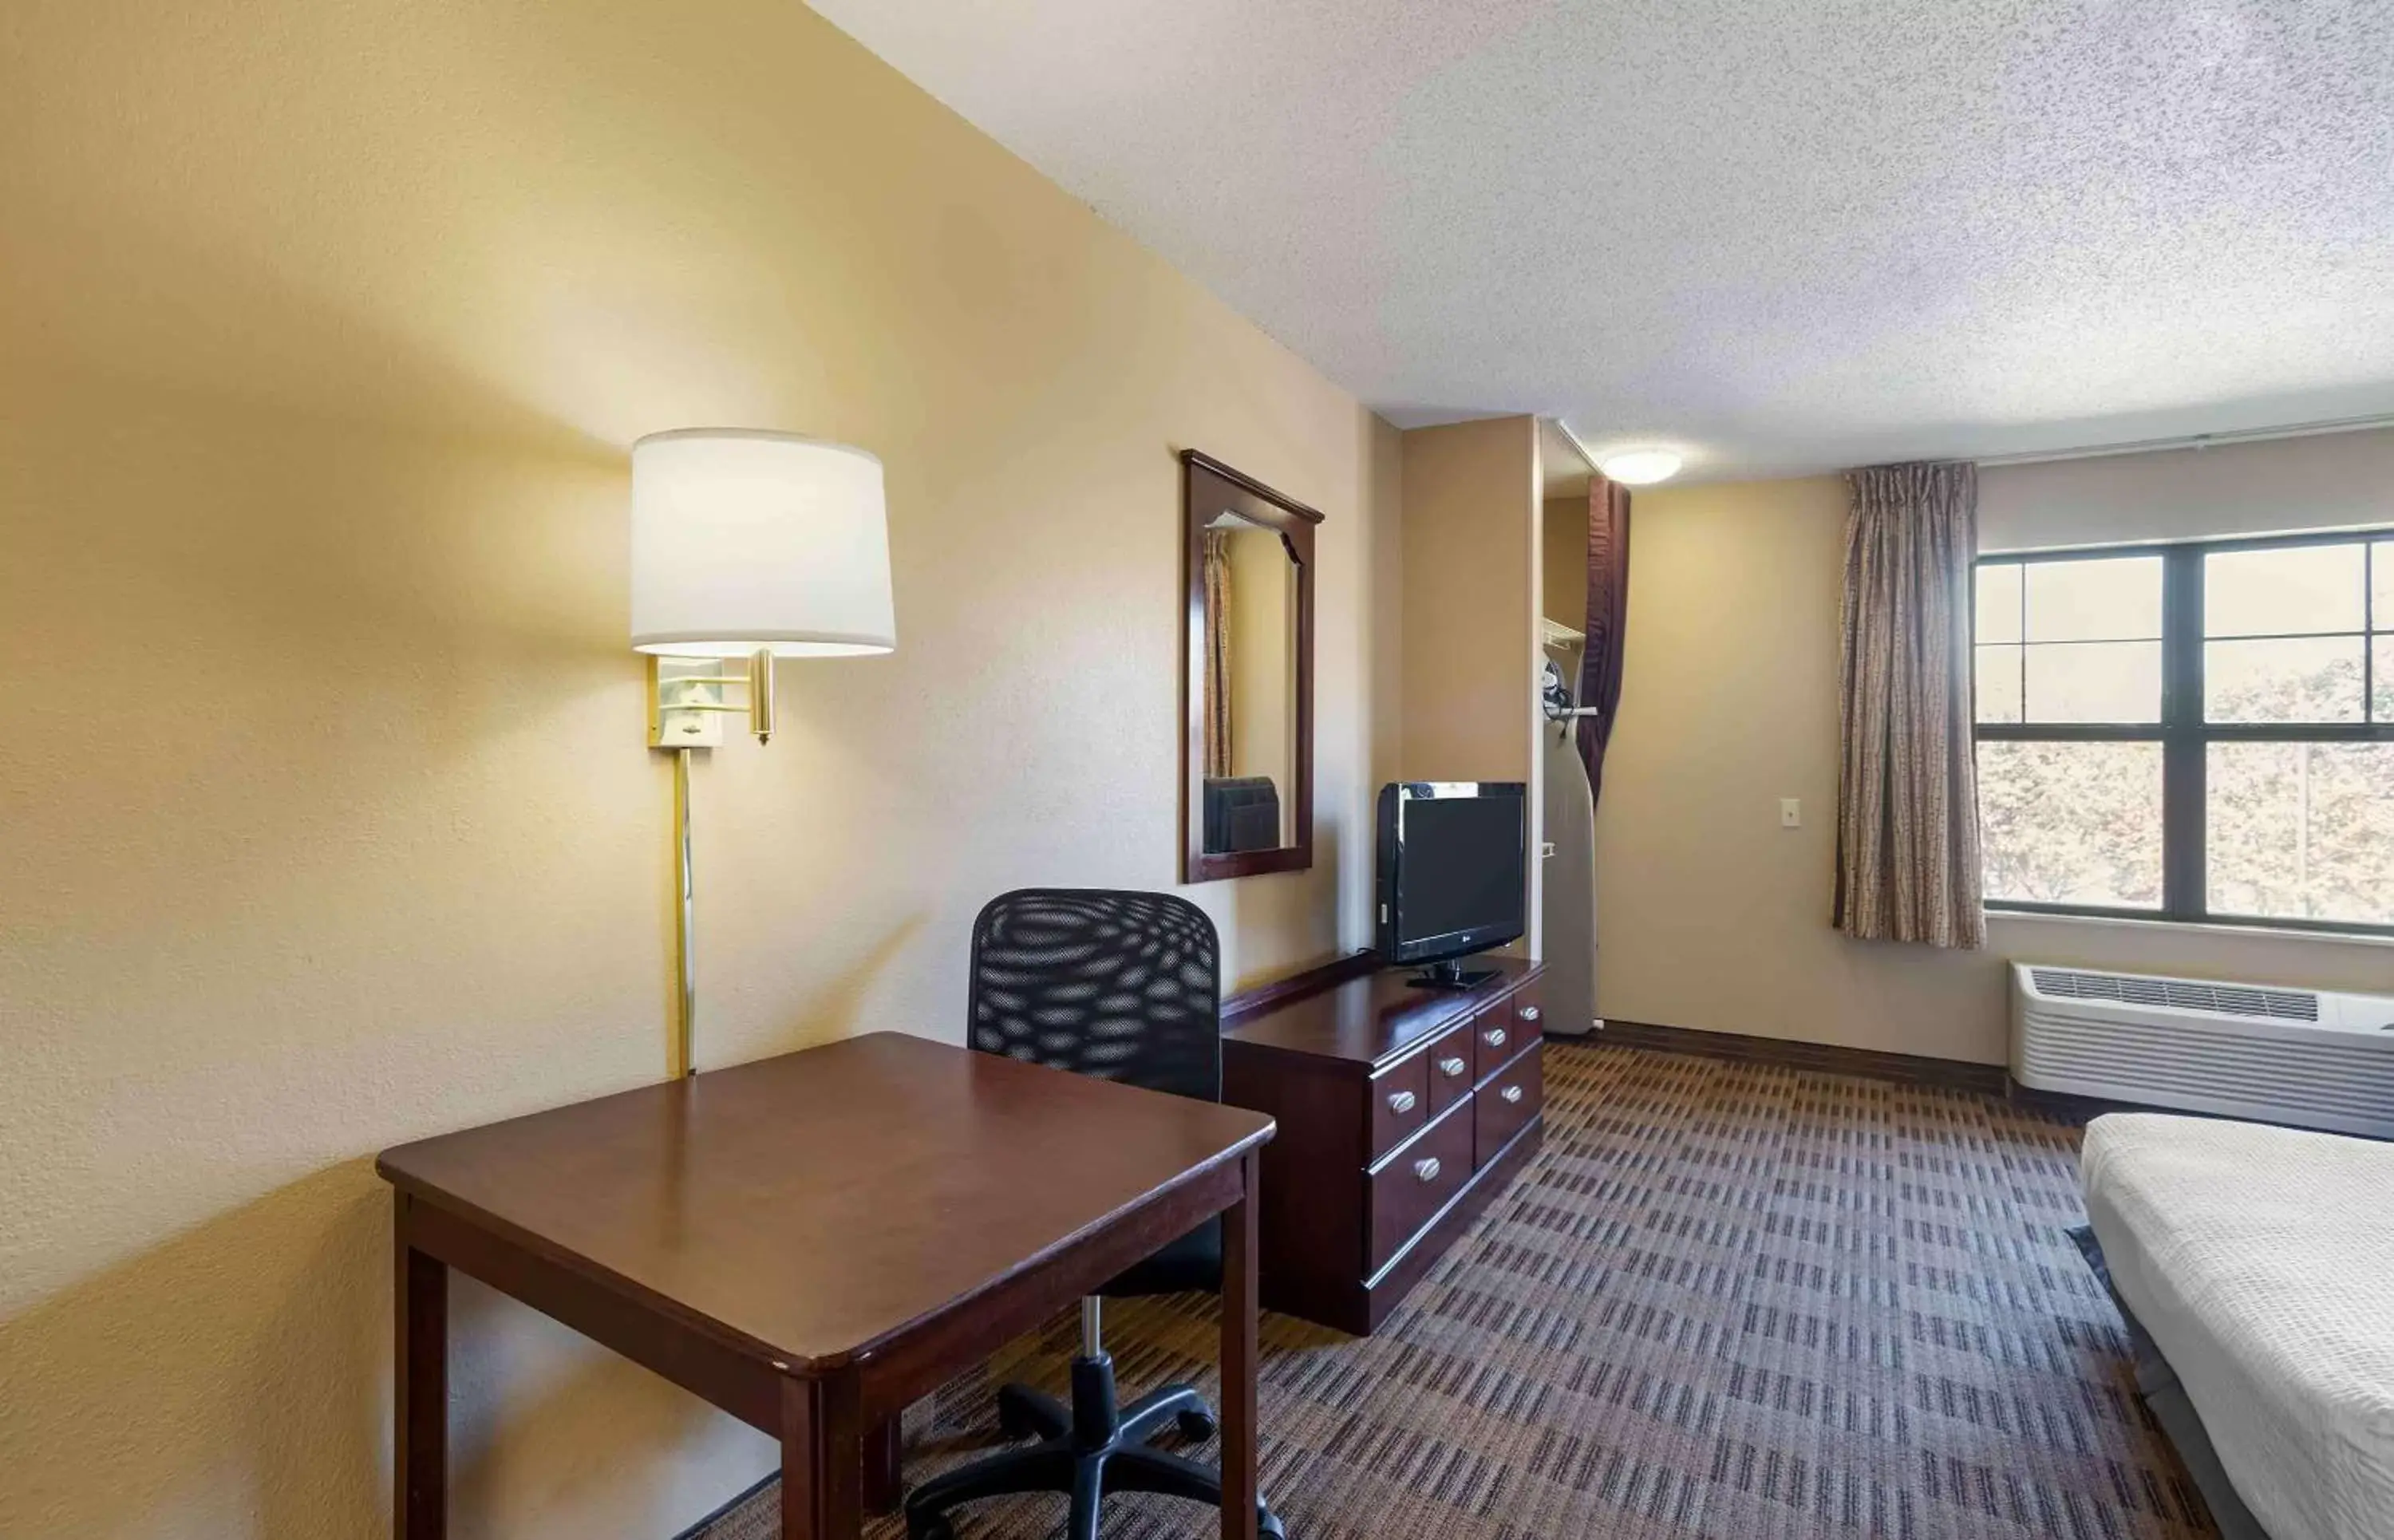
xmin=903 ymin=1355 xmax=1284 ymax=1540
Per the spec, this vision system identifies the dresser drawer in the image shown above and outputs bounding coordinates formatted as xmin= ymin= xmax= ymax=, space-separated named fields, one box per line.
xmin=1222 ymin=957 xmax=1547 ymax=1337
xmin=1367 ymin=1052 xmax=1430 ymax=1161
xmin=1501 ymin=977 xmax=1547 ymax=1037
xmin=1423 ymin=1026 xmax=1474 ymax=1116
xmin=1366 ymin=1102 xmax=1474 ymax=1274
xmin=1473 ymin=1044 xmax=1543 ymax=1169
xmin=1471 ymin=1009 xmax=1522 ymax=1081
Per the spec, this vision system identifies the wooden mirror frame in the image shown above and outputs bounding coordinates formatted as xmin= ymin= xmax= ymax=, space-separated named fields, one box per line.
xmin=1182 ymin=448 xmax=1321 ymax=883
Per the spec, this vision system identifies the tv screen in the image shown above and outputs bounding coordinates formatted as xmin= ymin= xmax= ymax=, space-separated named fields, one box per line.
xmin=1377 ymin=783 xmax=1527 ymax=965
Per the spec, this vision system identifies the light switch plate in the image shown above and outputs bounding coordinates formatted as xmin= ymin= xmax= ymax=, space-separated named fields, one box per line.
xmin=1780 ymin=797 xmax=1802 ymax=828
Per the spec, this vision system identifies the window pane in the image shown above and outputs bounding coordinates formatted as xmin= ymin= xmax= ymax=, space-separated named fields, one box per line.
xmin=2377 ymin=637 xmax=2394 ymax=723
xmin=1977 ymin=740 xmax=2164 ymax=908
xmin=2023 ymin=641 xmax=2161 ymax=722
xmin=2205 ymin=637 xmax=2365 ymax=724
xmin=1976 ymin=563 xmax=2022 ymax=644
xmin=2209 ymin=744 xmax=2394 ymax=926
xmin=2376 ymin=542 xmax=2393 ymax=631
xmin=2205 ymin=543 xmax=2365 ymax=637
xmin=1975 ymin=645 xmax=2021 ymax=722
xmin=2025 ymin=557 xmax=2163 ymax=642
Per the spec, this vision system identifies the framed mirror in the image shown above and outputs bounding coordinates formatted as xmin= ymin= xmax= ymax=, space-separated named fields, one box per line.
xmin=1182 ymin=449 xmax=1319 ymax=882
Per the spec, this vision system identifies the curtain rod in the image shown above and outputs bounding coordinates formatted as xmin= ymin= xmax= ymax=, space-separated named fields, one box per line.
xmin=1971 ymin=411 xmax=2394 ymax=468
xmin=1547 ymin=410 xmax=2394 ymax=479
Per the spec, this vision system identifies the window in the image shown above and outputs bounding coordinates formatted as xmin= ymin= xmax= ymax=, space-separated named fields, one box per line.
xmin=1974 ymin=531 xmax=2394 ymax=934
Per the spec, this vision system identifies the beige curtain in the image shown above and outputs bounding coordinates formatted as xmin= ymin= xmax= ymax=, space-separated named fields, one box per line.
xmin=1202 ymin=531 xmax=1232 ymax=778
xmin=1835 ymin=461 xmax=1985 ymax=948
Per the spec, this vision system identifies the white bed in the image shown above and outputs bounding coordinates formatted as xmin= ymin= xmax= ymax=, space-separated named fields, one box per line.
xmin=2082 ymin=1113 xmax=2394 ymax=1540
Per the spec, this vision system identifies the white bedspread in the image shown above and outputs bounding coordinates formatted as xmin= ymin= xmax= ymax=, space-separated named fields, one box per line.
xmin=2083 ymin=1114 xmax=2394 ymax=1540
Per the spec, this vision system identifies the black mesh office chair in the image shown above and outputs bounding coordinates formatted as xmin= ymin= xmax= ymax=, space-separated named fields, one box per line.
xmin=902 ymin=889 xmax=1285 ymax=1540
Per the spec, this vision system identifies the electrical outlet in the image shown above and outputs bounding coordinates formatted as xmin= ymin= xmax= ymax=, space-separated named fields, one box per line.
xmin=1780 ymin=797 xmax=1802 ymax=829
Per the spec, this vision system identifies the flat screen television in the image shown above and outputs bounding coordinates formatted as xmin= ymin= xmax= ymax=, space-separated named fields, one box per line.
xmin=1374 ymin=781 xmax=1527 ymax=986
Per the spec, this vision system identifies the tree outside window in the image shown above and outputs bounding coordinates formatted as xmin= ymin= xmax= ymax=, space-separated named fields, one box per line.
xmin=1974 ymin=535 xmax=2393 ymax=934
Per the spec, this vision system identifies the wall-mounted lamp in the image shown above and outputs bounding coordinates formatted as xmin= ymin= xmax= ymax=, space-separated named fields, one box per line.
xmin=630 ymin=428 xmax=895 ymax=1076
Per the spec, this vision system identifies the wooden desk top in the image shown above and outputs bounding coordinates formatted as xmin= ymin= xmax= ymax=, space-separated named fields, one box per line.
xmin=377 ymin=1032 xmax=1274 ymax=1372
xmin=1221 ymin=956 xmax=1539 ymax=1068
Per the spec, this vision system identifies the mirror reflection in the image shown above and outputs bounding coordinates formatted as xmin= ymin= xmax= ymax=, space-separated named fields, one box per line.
xmin=1199 ymin=511 xmax=1300 ymax=855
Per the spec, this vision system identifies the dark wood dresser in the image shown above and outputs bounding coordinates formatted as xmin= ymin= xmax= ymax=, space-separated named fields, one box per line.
xmin=1220 ymin=956 xmax=1544 ymax=1334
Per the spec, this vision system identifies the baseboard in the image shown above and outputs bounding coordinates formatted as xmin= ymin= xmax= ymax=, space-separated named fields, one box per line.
xmin=668 ymin=1471 xmax=778 ymax=1540
xmin=1595 ymin=1018 xmax=2008 ymax=1097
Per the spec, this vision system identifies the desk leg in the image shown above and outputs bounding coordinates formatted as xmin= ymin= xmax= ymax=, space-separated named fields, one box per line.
xmin=394 ymin=1194 xmax=448 ymax=1540
xmin=863 ymin=1415 xmax=903 ymax=1514
xmin=1221 ymin=1149 xmax=1259 ymax=1540
xmin=780 ymin=1373 xmax=864 ymax=1540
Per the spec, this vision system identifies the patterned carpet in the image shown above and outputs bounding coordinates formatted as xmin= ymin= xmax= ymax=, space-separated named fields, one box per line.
xmin=699 ymin=1041 xmax=2213 ymax=1540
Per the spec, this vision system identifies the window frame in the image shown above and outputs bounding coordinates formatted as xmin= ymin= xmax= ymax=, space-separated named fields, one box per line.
xmin=1975 ymin=527 xmax=2394 ymax=938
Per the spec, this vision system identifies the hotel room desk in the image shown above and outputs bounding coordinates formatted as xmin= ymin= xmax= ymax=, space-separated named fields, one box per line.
xmin=376 ymin=1032 xmax=1275 ymax=1540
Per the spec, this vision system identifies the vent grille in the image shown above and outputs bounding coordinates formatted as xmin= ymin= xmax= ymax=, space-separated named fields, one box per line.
xmin=2014 ymin=1009 xmax=2394 ymax=1135
xmin=2029 ymin=968 xmax=2319 ymax=1022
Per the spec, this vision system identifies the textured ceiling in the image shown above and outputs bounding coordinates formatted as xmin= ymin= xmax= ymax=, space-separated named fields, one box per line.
xmin=808 ymin=0 xmax=2394 ymax=480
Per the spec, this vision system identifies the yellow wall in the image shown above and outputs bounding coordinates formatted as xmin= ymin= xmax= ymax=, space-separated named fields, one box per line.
xmin=1596 ymin=476 xmax=2394 ymax=1064
xmin=0 ymin=2 xmax=1400 ymax=1536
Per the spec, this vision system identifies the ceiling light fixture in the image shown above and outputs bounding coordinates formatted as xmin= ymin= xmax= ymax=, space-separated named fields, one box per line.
xmin=1598 ymin=450 xmax=1682 ymax=486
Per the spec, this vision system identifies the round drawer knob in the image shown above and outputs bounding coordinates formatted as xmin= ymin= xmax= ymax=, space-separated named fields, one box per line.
xmin=1438 ymin=1056 xmax=1468 ymax=1079
xmin=1518 ymin=1005 xmax=1541 ymax=1023
xmin=1386 ymin=1089 xmax=1417 ymax=1116
xmin=1483 ymin=1026 xmax=1507 ymax=1048
xmin=1500 ymin=1084 xmax=1525 ymax=1104
xmin=1413 ymin=1156 xmax=1441 ymax=1183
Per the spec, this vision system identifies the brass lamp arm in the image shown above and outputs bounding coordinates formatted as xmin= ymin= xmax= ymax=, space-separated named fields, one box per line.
xmin=649 ymin=648 xmax=776 ymax=746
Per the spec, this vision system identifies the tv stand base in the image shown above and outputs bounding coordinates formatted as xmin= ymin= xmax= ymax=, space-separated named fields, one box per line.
xmin=1405 ymin=961 xmax=1499 ymax=990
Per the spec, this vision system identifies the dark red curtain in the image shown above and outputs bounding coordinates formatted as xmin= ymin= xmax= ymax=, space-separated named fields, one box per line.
xmin=1574 ymin=476 xmax=1632 ymax=804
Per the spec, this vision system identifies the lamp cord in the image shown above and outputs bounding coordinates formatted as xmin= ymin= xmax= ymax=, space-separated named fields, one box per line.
xmin=674 ymin=744 xmax=697 ymax=1078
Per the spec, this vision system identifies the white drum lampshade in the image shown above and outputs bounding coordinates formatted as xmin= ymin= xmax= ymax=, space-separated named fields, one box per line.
xmin=630 ymin=429 xmax=896 ymax=657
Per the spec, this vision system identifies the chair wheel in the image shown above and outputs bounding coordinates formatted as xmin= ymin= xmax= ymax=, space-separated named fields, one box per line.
xmin=995 ymin=1401 xmax=1033 ymax=1439
xmin=907 ymin=1514 xmax=954 ymax=1540
xmin=1175 ymin=1407 xmax=1219 ymax=1443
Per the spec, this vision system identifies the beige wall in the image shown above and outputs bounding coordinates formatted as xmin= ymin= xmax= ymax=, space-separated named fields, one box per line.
xmin=1981 ymin=424 xmax=2394 ymax=551
xmin=0 ymin=2 xmax=1400 ymax=1536
xmin=1397 ymin=416 xmax=1542 ymax=952
xmin=1369 ymin=431 xmax=1408 ymax=809
xmin=1596 ymin=475 xmax=2394 ymax=1066
xmin=1398 ymin=417 xmax=1539 ymax=783
xmin=1542 ymin=495 xmax=1587 ymax=635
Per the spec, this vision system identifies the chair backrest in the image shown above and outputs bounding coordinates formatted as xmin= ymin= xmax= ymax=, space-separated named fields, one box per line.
xmin=966 ymin=889 xmax=1222 ymax=1104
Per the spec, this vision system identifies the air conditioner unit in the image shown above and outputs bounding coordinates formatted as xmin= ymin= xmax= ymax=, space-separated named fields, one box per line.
xmin=2011 ymin=964 xmax=2394 ymax=1139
